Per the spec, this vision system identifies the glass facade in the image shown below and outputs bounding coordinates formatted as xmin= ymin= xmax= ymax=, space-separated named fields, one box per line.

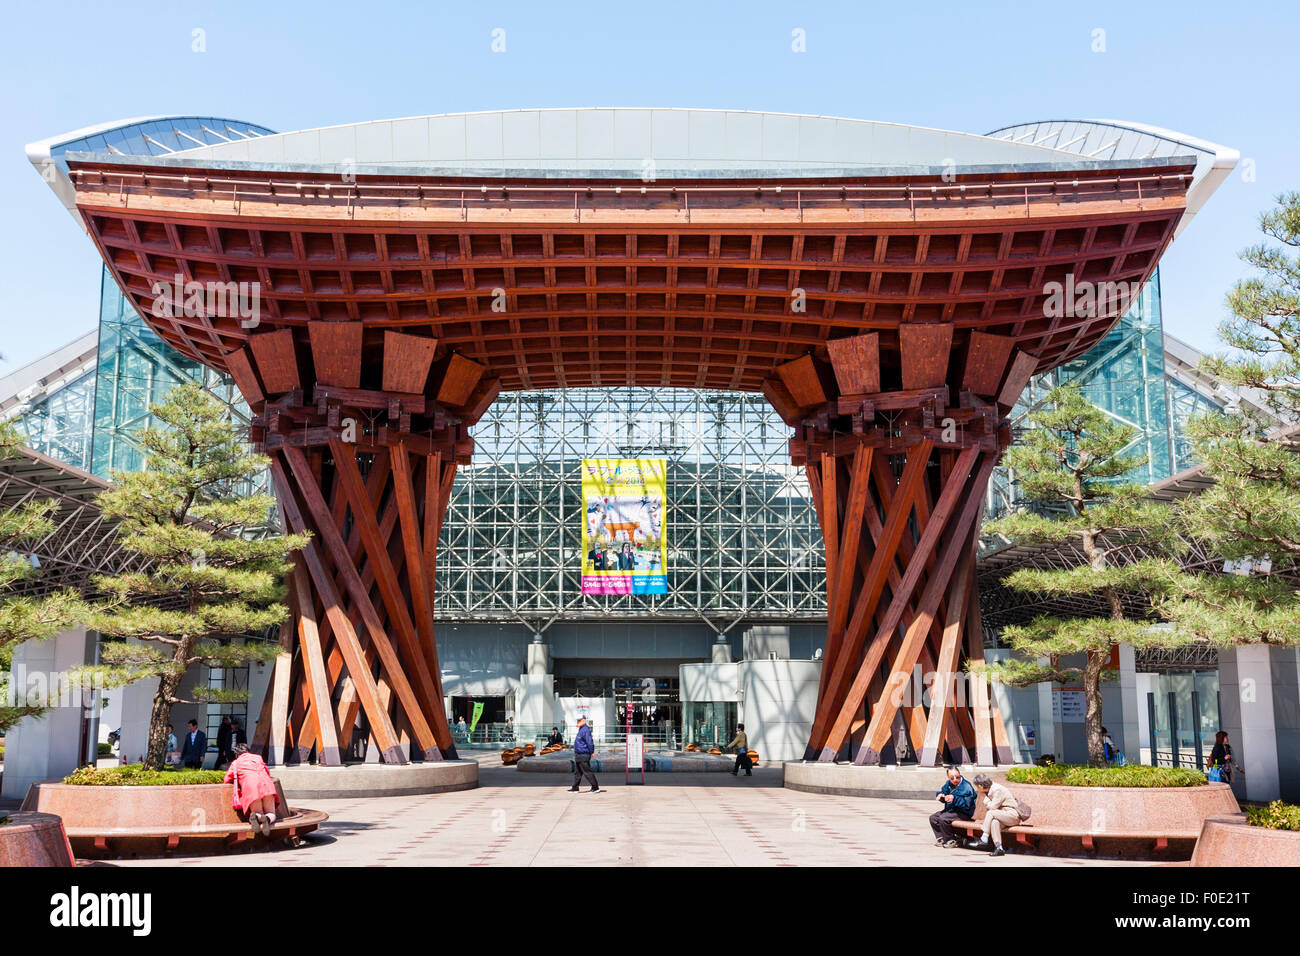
xmin=1144 ymin=670 xmax=1221 ymax=770
xmin=682 ymin=700 xmax=738 ymax=749
xmin=986 ymin=269 xmax=1205 ymax=520
xmin=10 ymin=368 xmax=96 ymax=471
xmin=90 ymin=265 xmax=270 ymax=503
xmin=437 ymin=389 xmax=825 ymax=621
xmin=16 ymin=257 xmax=1217 ymax=629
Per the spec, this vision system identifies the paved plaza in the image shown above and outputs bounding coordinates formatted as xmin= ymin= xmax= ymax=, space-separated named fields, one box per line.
xmin=101 ymin=757 xmax=1144 ymax=868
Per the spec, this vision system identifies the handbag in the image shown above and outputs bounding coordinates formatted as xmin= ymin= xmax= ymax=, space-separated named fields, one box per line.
xmin=1206 ymin=765 xmax=1224 ymax=782
xmin=1015 ymin=799 xmax=1032 ymax=822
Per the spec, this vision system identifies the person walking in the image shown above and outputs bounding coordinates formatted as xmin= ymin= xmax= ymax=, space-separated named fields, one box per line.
xmin=224 ymin=743 xmax=282 ymax=836
xmin=728 ymin=723 xmax=752 ymax=777
xmin=966 ymin=773 xmax=1023 ymax=856
xmin=568 ymin=716 xmax=600 ymax=793
xmin=1208 ymin=730 xmax=1242 ymax=783
xmin=929 ymin=766 xmax=976 ymax=848
xmin=180 ymin=719 xmax=207 ymax=769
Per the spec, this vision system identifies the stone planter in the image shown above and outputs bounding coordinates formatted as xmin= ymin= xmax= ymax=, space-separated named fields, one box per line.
xmin=21 ymin=781 xmax=327 ymax=858
xmin=1191 ymin=815 xmax=1300 ymax=867
xmin=0 ymin=811 xmax=76 ymax=867
xmin=976 ymin=781 xmax=1242 ymax=860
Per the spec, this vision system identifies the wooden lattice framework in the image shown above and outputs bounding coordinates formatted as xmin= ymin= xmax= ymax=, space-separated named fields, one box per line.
xmin=65 ymin=158 xmax=1190 ymax=764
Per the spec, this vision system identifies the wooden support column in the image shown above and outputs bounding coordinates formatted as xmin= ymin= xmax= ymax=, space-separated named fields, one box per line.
xmin=269 ymin=455 xmax=409 ymax=764
xmin=852 ymin=455 xmax=998 ymax=765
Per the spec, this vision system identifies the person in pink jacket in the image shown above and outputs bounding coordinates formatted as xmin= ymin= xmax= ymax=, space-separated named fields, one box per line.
xmin=224 ymin=743 xmax=281 ymax=836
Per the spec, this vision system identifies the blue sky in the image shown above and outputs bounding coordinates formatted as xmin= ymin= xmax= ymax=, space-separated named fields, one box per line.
xmin=2 ymin=0 xmax=1297 ymax=370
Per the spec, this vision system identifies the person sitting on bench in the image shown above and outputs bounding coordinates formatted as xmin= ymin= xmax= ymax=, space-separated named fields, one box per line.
xmin=929 ymin=765 xmax=976 ymax=847
xmin=967 ymin=773 xmax=1021 ymax=856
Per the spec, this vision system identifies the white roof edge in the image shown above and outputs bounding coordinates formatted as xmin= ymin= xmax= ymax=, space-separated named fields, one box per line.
xmin=0 ymin=329 xmax=99 ymax=415
xmin=26 ymin=115 xmax=273 ymax=230
xmin=986 ymin=119 xmax=1238 ymax=238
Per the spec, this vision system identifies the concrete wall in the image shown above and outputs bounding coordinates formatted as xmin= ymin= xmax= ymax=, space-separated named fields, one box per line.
xmin=738 ymin=659 xmax=821 ymax=763
xmin=2 ymin=627 xmax=96 ymax=799
xmin=680 ymin=662 xmax=739 ymax=703
xmin=557 ymin=697 xmax=617 ymax=743
xmin=1220 ymin=645 xmax=1300 ymax=803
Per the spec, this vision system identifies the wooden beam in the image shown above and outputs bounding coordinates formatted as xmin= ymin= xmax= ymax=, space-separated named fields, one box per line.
xmin=288 ymin=562 xmax=344 ymax=765
xmin=326 ymin=436 xmax=446 ymax=759
xmin=817 ymin=444 xmax=981 ymax=759
xmin=308 ymin=322 xmax=363 ymax=388
xmin=249 ymin=328 xmax=301 ymax=394
xmin=851 ymin=454 xmax=998 ymax=764
xmin=899 ymin=324 xmax=953 ymax=390
xmin=827 ymin=333 xmax=881 ymax=395
xmin=269 ymin=454 xmax=407 ymax=763
xmin=917 ymin=542 xmax=975 ymax=766
xmin=390 ymin=444 xmax=454 ymax=755
xmin=808 ymin=440 xmax=934 ymax=753
xmin=382 ymin=330 xmax=438 ymax=394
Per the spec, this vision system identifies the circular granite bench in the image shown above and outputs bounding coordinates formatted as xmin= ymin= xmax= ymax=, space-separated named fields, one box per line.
xmin=0 ymin=811 xmax=76 ymax=866
xmin=1190 ymin=815 xmax=1300 ymax=866
xmin=949 ymin=782 xmax=1241 ymax=859
xmin=22 ymin=779 xmax=328 ymax=858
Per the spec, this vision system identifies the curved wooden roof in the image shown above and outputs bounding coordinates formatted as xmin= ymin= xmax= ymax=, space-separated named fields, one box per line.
xmin=67 ymin=158 xmax=1190 ymax=421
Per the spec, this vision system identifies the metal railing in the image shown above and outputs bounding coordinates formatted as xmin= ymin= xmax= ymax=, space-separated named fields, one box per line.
xmin=499 ymin=723 xmax=680 ymax=750
xmin=68 ymin=162 xmax=1190 ymax=223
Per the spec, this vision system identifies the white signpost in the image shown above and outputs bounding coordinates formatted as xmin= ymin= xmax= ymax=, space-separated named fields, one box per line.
xmin=626 ymin=733 xmax=645 ymax=785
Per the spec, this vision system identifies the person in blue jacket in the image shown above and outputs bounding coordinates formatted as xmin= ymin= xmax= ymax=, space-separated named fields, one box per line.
xmin=929 ymin=765 xmax=976 ymax=847
xmin=568 ymin=716 xmax=601 ymax=793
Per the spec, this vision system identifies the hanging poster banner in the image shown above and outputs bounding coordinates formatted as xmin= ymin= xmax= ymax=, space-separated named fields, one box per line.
xmin=469 ymin=701 xmax=485 ymax=734
xmin=581 ymin=459 xmax=668 ymax=595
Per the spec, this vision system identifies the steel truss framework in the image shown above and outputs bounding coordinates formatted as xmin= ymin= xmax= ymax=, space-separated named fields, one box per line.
xmin=0 ymin=446 xmax=148 ymax=600
xmin=440 ymin=388 xmax=823 ymax=621
xmin=64 ymin=157 xmax=1189 ymax=765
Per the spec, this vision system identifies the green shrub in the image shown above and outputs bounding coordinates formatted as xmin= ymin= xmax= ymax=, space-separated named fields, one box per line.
xmin=62 ymin=764 xmax=225 ymax=786
xmin=1246 ymin=801 xmax=1300 ymax=831
xmin=96 ymin=742 xmax=113 ymax=758
xmin=1005 ymin=764 xmax=1207 ymax=788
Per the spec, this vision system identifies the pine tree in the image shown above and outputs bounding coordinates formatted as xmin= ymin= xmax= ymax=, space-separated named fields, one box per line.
xmin=81 ymin=384 xmax=307 ymax=769
xmin=976 ymin=385 xmax=1185 ymax=766
xmin=1157 ymin=192 xmax=1300 ymax=646
xmin=0 ymin=421 xmax=90 ymax=732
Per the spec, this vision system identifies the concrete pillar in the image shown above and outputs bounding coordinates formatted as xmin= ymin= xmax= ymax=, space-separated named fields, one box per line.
xmin=526 ymin=640 xmax=551 ymax=677
xmin=2 ymin=627 xmax=96 ymax=800
xmin=1219 ymin=644 xmax=1300 ymax=802
xmin=711 ymin=638 xmax=732 ymax=664
xmin=742 ymin=625 xmax=790 ymax=661
xmin=1109 ymin=643 xmax=1142 ymax=761
xmin=737 ymin=658 xmax=821 ymax=762
xmin=1274 ymin=646 xmax=1300 ymax=802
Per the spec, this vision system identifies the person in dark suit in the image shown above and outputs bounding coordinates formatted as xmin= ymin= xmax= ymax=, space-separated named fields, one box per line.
xmin=230 ymin=717 xmax=247 ymax=755
xmin=181 ymin=719 xmax=208 ymax=769
xmin=215 ymin=716 xmax=232 ymax=769
xmin=588 ymin=547 xmax=606 ymax=571
xmin=618 ymin=543 xmax=635 ymax=570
